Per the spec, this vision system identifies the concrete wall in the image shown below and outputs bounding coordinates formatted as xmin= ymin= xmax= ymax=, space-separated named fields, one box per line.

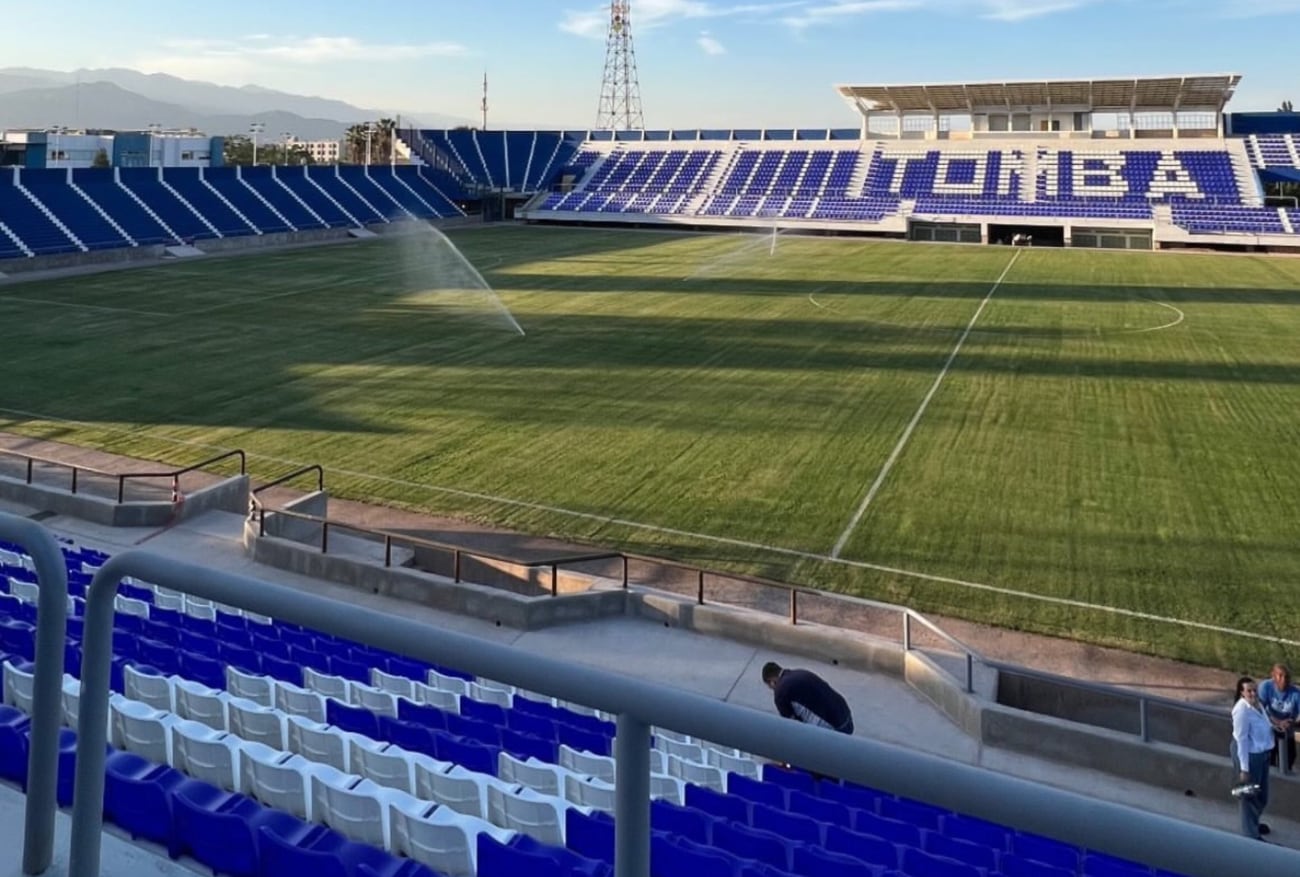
xmin=997 ymin=668 xmax=1228 ymax=756
xmin=246 ymin=527 xmax=627 ymax=629
xmin=981 ymin=702 xmax=1300 ymax=820
xmin=0 ymin=472 xmax=247 ymax=527
xmin=0 ymin=245 xmax=166 ymax=275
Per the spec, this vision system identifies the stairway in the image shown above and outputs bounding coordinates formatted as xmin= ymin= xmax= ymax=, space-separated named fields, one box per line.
xmin=69 ymin=178 xmax=136 ymax=246
xmin=236 ymin=168 xmax=296 ymax=232
xmin=199 ymin=170 xmax=260 ymax=235
xmin=159 ymin=173 xmax=222 ymax=239
xmin=15 ymin=181 xmax=87 ymax=252
xmin=116 ymin=170 xmax=181 ymax=243
xmin=1224 ymin=138 xmax=1264 ymax=206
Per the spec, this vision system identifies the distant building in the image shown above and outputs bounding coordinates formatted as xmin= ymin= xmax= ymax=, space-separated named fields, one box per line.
xmin=0 ymin=128 xmax=221 ymax=169
xmin=287 ymin=137 xmax=343 ymax=164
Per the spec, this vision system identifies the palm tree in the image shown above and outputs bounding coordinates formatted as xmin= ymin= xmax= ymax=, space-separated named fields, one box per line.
xmin=376 ymin=118 xmax=398 ymax=164
xmin=1280 ymin=100 xmax=1294 ymax=113
xmin=344 ymin=124 xmax=369 ymax=164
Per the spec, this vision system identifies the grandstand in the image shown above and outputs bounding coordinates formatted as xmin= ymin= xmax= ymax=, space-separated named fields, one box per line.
xmin=403 ymin=75 xmax=1300 ymax=251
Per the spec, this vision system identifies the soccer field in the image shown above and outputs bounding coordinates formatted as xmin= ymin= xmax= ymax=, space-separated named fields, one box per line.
xmin=3 ymin=225 xmax=1299 ymax=669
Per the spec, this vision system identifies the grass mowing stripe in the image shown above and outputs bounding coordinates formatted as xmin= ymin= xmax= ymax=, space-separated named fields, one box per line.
xmin=830 ymin=249 xmax=1023 ymax=559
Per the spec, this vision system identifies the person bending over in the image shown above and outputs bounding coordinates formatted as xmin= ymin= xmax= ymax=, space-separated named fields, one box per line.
xmin=762 ymin=661 xmax=854 ymax=734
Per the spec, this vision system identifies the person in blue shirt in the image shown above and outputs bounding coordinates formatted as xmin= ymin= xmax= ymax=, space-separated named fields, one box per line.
xmin=1257 ymin=663 xmax=1300 ymax=774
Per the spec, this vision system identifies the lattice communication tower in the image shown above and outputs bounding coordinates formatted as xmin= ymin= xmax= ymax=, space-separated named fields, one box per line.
xmin=595 ymin=1 xmax=645 ymax=130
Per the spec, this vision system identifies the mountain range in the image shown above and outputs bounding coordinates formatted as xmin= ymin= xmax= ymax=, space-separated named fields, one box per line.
xmin=0 ymin=67 xmax=469 ymax=140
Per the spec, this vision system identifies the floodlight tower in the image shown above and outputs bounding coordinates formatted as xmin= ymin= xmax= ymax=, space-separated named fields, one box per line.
xmin=595 ymin=0 xmax=645 ymax=130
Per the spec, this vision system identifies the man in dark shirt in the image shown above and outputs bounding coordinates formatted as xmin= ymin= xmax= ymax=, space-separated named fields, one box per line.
xmin=762 ymin=661 xmax=854 ymax=734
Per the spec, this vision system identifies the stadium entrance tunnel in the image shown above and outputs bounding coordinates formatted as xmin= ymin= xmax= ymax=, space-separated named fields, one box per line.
xmin=988 ymin=224 xmax=1066 ymax=247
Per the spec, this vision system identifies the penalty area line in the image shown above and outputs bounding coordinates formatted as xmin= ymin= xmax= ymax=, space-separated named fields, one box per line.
xmin=828 ymin=249 xmax=1023 ymax=560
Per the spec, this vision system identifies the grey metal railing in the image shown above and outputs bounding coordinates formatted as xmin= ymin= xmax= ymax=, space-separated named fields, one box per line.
xmin=0 ymin=515 xmax=67 ymax=875
xmin=60 ymin=546 xmax=1300 ymax=877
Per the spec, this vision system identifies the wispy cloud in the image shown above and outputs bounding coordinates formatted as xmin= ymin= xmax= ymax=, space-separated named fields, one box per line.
xmin=561 ymin=0 xmax=808 ymax=38
xmin=782 ymin=0 xmax=1096 ymax=28
xmin=135 ymin=35 xmax=468 ymax=82
xmin=698 ymin=31 xmax=728 ymax=53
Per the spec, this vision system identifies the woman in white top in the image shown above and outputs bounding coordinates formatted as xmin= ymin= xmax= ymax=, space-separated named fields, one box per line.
xmin=1232 ymin=676 xmax=1275 ymax=839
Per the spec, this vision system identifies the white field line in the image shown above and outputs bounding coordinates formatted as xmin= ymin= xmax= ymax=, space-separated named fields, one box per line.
xmin=829 ymin=250 xmax=1023 ymax=559
xmin=0 ymin=403 xmax=1293 ymax=647
xmin=0 ymin=293 xmax=171 ymax=318
xmin=1128 ymin=299 xmax=1185 ymax=334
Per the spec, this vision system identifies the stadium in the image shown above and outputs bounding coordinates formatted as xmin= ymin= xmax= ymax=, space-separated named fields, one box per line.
xmin=2 ymin=4 xmax=1300 ymax=876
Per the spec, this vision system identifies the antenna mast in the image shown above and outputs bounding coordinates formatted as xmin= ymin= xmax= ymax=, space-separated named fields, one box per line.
xmin=481 ymin=72 xmax=489 ymax=130
xmin=595 ymin=0 xmax=645 ymax=130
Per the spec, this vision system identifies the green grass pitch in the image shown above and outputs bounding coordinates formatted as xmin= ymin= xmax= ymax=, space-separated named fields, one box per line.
xmin=3 ymin=225 xmax=1299 ymax=670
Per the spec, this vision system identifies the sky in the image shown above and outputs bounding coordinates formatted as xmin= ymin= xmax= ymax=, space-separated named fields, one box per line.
xmin=3 ymin=0 xmax=1297 ymax=129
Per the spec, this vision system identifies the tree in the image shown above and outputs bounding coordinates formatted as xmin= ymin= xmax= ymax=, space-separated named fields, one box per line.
xmin=91 ymin=148 xmax=110 ymax=168
xmin=375 ymin=118 xmax=397 ymax=164
xmin=344 ymin=124 xmax=369 ymax=164
xmin=1280 ymin=100 xmax=1294 ymax=113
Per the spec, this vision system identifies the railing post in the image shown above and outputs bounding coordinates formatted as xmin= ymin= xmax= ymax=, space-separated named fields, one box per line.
xmin=70 ymin=467 xmax=78 ymax=495
xmin=614 ymin=713 xmax=651 ymax=877
xmin=0 ymin=513 xmax=67 ymax=875
xmin=622 ymin=555 xmax=629 ymax=590
xmin=903 ymin=612 xmax=912 ymax=651
xmin=1139 ymin=697 xmax=1150 ymax=743
xmin=26 ymin=458 xmax=33 ymax=484
xmin=384 ymin=536 xmax=392 ymax=568
xmin=965 ymin=652 xmax=974 ymax=694
xmin=697 ymin=570 xmax=704 ymax=605
xmin=454 ymin=550 xmax=462 ymax=583
xmin=790 ymin=588 xmax=798 ymax=624
xmin=117 ymin=475 xmax=125 ymax=504
xmin=550 ymin=563 xmax=558 ymax=597
xmin=321 ymin=520 xmax=329 ymax=554
xmin=259 ymin=507 xmax=266 ymax=538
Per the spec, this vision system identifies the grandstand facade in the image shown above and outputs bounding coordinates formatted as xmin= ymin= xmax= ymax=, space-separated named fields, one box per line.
xmin=2 ymin=74 xmax=1296 ymax=265
xmin=408 ymin=75 xmax=1300 ymax=252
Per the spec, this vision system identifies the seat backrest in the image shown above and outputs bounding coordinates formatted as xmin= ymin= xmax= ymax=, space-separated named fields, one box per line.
xmin=564 ymin=773 xmax=614 ymax=813
xmin=412 ymin=683 xmax=460 ymax=713
xmin=497 ymin=751 xmax=564 ymax=797
xmin=3 ymin=659 xmax=36 ymax=714
xmin=427 ymin=670 xmax=468 ymax=696
xmin=227 ymin=697 xmax=286 ymax=750
xmin=274 ymin=682 xmax=326 ymax=722
xmin=288 ymin=718 xmax=349 ymax=772
xmin=244 ymin=752 xmax=312 ymax=818
xmin=351 ymin=683 xmax=398 ymax=717
xmin=173 ymin=680 xmax=228 ymax=730
xmin=487 ymin=785 xmax=567 ymax=846
xmin=351 ymin=740 xmax=419 ymax=794
xmin=371 ymin=668 xmax=416 ymax=699
xmin=303 ymin=668 xmax=351 ymax=701
xmin=225 ymin=667 xmax=274 ymax=706
xmin=557 ymin=743 xmax=614 ymax=783
xmin=171 ymin=720 xmax=238 ymax=791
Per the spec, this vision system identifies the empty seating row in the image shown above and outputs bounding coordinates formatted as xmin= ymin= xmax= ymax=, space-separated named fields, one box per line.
xmin=0 ymin=165 xmax=463 ymax=259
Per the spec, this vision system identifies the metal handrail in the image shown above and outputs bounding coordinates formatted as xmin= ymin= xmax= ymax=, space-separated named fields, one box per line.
xmin=251 ymin=464 xmax=325 ymax=498
xmin=255 ymin=503 xmax=623 ymax=591
xmin=0 ymin=446 xmax=246 ymax=504
xmin=116 ymin=449 xmax=246 ymax=503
